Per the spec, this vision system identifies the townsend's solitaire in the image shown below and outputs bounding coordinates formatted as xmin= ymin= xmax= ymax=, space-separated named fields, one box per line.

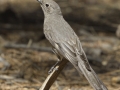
xmin=37 ymin=0 xmax=108 ymax=90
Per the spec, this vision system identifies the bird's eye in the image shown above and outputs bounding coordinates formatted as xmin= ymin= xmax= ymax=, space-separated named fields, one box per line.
xmin=45 ymin=4 xmax=49 ymax=7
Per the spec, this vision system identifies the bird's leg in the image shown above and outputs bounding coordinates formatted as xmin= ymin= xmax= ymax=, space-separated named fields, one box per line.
xmin=48 ymin=48 xmax=63 ymax=74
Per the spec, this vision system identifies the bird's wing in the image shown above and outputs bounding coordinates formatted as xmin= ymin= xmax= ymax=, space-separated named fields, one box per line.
xmin=43 ymin=21 xmax=108 ymax=90
xmin=44 ymin=29 xmax=91 ymax=71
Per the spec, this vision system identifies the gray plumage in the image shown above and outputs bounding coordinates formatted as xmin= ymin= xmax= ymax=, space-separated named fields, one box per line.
xmin=37 ymin=0 xmax=108 ymax=90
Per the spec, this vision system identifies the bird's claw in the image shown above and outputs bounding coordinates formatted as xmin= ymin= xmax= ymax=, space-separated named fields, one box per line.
xmin=48 ymin=66 xmax=58 ymax=74
xmin=48 ymin=60 xmax=61 ymax=74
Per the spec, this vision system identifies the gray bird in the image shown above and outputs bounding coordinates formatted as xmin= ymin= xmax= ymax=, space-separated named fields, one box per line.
xmin=37 ymin=0 xmax=108 ymax=90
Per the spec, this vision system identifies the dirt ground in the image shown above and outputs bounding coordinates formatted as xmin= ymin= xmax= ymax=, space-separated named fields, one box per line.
xmin=0 ymin=0 xmax=120 ymax=90
xmin=0 ymin=28 xmax=120 ymax=90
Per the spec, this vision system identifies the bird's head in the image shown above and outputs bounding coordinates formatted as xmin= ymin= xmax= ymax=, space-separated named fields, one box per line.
xmin=37 ymin=0 xmax=62 ymax=16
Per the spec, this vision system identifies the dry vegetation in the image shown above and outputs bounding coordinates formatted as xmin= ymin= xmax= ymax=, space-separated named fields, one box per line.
xmin=0 ymin=0 xmax=120 ymax=90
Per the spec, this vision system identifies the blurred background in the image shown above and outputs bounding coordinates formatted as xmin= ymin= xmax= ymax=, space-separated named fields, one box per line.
xmin=0 ymin=0 xmax=120 ymax=90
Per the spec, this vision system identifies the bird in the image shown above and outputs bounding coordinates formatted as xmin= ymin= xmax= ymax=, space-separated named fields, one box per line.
xmin=37 ymin=0 xmax=108 ymax=90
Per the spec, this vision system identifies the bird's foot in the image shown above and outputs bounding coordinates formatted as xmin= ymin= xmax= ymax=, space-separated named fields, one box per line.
xmin=48 ymin=60 xmax=60 ymax=74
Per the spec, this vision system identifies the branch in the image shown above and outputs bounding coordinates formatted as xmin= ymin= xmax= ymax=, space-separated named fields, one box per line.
xmin=39 ymin=59 xmax=68 ymax=90
xmin=4 ymin=44 xmax=52 ymax=53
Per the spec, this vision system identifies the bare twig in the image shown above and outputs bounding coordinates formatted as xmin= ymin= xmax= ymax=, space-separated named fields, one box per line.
xmin=4 ymin=44 xmax=52 ymax=53
xmin=27 ymin=39 xmax=33 ymax=48
xmin=39 ymin=59 xmax=68 ymax=90
xmin=0 ymin=75 xmax=15 ymax=80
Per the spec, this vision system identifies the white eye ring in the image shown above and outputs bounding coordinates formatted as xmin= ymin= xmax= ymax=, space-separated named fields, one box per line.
xmin=45 ymin=4 xmax=49 ymax=7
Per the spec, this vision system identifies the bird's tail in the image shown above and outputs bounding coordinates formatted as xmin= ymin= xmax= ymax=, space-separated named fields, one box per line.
xmin=76 ymin=56 xmax=108 ymax=90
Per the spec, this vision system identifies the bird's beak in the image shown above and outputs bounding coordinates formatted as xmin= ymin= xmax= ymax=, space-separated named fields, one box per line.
xmin=37 ymin=0 xmax=42 ymax=5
